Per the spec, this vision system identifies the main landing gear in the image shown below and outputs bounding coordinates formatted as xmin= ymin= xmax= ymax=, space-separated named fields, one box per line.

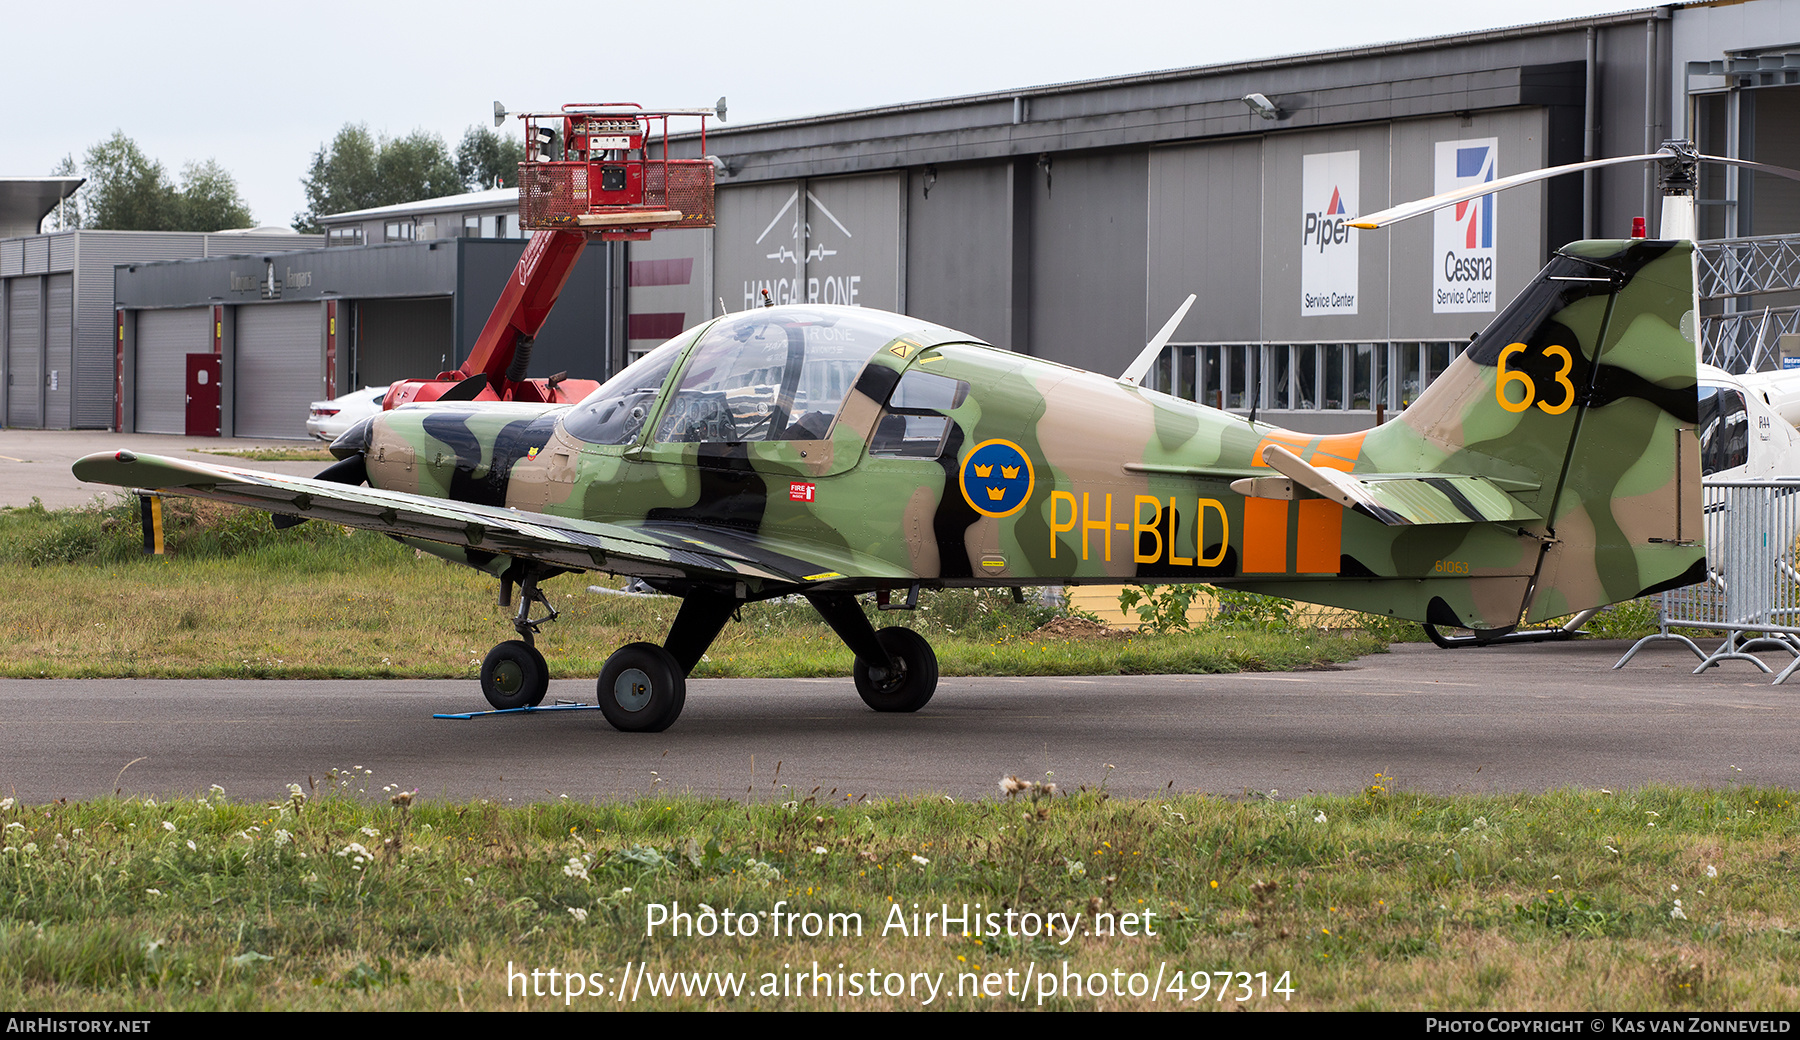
xmin=473 ymin=575 xmax=941 ymax=732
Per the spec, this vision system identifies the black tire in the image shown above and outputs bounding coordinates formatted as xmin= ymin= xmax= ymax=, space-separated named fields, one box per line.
xmin=853 ymin=627 xmax=938 ymax=712
xmin=597 ymin=642 xmax=687 ymax=732
xmin=481 ymin=640 xmax=549 ymax=710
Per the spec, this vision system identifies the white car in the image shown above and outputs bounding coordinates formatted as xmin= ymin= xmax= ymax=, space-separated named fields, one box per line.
xmin=305 ymin=386 xmax=388 ymax=442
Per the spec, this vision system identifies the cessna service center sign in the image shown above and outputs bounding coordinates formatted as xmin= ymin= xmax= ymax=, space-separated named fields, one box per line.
xmin=1301 ymin=151 xmax=1359 ymax=316
xmin=1432 ymin=138 xmax=1498 ymax=313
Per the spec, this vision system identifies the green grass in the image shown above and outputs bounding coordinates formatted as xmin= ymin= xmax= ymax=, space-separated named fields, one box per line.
xmin=2 ymin=784 xmax=1794 ymax=1010
xmin=197 ymin=447 xmax=335 ymax=462
xmin=0 ymin=497 xmax=1389 ymax=679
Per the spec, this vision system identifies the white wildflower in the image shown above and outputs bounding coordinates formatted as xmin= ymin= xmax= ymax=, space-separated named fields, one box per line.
xmin=812 ymin=846 xmax=828 ymax=855
xmin=145 ymin=889 xmax=162 ymax=897
xmin=912 ymin=854 xmax=930 ymax=867
xmin=0 ymin=798 xmax=13 ymax=811
xmin=208 ymin=785 xmax=225 ymax=799
xmin=359 ymin=826 xmax=380 ymax=839
xmin=563 ymin=857 xmax=590 ymax=881
xmin=162 ymin=821 xmax=175 ymax=832
xmin=336 ymin=842 xmax=372 ymax=866
xmin=273 ymin=830 xmax=292 ymax=846
xmin=568 ymin=907 xmax=588 ymax=923
xmin=186 ymin=840 xmax=197 ymax=852
xmin=1706 ymin=865 xmax=1718 ymax=878
xmin=1670 ymin=900 xmax=1687 ymax=921
xmin=1313 ymin=811 xmax=1328 ymax=824
xmin=1066 ymin=859 xmax=1086 ymax=877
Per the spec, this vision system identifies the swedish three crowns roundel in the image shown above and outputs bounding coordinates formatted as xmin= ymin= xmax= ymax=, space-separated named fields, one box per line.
xmin=959 ymin=439 xmax=1035 ymax=518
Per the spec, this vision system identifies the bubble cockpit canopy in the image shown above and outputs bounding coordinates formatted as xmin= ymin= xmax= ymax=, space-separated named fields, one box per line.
xmin=561 ymin=306 xmax=980 ymax=446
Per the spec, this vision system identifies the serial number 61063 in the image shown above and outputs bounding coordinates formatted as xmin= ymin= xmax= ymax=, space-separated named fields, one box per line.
xmin=1433 ymin=559 xmax=1470 ymax=575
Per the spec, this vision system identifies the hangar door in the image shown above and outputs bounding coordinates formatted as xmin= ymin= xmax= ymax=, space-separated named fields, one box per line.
xmin=237 ymin=303 xmax=323 ymax=439
xmin=45 ymin=274 xmax=72 ymax=429
xmin=354 ymin=297 xmax=453 ymax=389
xmin=7 ymin=279 xmax=40 ymax=427
xmin=136 ymin=307 xmax=211 ymax=435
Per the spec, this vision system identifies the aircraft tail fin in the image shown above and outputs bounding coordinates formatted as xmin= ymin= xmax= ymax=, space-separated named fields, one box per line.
xmin=1234 ymin=239 xmax=1704 ymax=630
xmin=1383 ymin=238 xmax=1706 ymax=623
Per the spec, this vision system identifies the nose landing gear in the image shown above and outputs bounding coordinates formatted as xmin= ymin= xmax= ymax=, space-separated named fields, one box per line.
xmin=478 ymin=568 xmax=561 ymax=711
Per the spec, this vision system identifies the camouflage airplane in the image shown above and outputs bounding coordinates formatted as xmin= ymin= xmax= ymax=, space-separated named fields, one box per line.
xmin=73 ymin=229 xmax=1706 ymax=730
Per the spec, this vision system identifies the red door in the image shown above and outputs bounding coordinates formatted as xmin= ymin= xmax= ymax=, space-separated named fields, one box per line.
xmin=185 ymin=353 xmax=221 ymax=436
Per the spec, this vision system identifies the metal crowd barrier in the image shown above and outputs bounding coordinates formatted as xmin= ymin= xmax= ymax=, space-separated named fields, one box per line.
xmin=1615 ymin=480 xmax=1800 ymax=682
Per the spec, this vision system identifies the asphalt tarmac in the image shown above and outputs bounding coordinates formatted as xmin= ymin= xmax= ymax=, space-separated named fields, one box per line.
xmin=1 ymin=639 xmax=1791 ymax=805
xmin=0 ymin=429 xmax=324 ymax=509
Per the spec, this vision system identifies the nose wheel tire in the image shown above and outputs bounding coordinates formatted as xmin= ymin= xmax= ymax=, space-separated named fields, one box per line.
xmin=853 ymin=626 xmax=938 ymax=713
xmin=597 ymin=642 xmax=687 ymax=732
xmin=480 ymin=640 xmax=549 ymax=710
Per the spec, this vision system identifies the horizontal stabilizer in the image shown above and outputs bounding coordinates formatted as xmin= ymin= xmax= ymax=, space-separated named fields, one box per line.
xmin=1230 ymin=444 xmax=1541 ymax=527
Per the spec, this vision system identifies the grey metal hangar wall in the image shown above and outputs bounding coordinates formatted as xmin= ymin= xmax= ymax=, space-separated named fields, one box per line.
xmin=1 ymin=230 xmax=320 ymax=431
xmin=623 ymin=109 xmax=1556 ymax=433
xmin=115 ymin=239 xmax=612 ymax=439
xmin=618 ymin=8 xmax=1659 ymax=435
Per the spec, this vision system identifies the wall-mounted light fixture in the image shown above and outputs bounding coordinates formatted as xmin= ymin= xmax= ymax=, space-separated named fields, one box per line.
xmin=1242 ymin=92 xmax=1282 ymax=120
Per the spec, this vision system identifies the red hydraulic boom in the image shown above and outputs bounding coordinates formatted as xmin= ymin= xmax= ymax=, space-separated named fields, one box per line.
xmin=383 ymin=103 xmax=718 ymax=409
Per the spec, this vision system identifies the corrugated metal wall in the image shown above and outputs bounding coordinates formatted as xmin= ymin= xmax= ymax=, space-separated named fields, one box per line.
xmin=136 ymin=308 xmax=210 ymax=434
xmin=355 ymin=297 xmax=452 ymax=388
xmin=235 ymin=302 xmax=323 ymax=439
xmin=45 ymin=274 xmax=72 ymax=425
xmin=7 ymin=278 xmax=40 ymax=426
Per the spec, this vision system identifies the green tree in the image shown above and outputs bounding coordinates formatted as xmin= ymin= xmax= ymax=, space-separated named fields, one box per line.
xmin=83 ymin=131 xmax=181 ymax=230
xmin=295 ymin=125 xmax=462 ymax=231
xmin=58 ymin=133 xmax=254 ymax=232
xmin=455 ymin=126 xmax=524 ymax=191
xmin=177 ymin=160 xmax=253 ymax=231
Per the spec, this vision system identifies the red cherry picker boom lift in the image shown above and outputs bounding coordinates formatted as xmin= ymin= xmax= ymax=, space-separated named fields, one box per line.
xmin=381 ymin=102 xmax=718 ymax=409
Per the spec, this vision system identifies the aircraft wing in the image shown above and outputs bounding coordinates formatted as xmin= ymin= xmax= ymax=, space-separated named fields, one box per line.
xmin=72 ymin=451 xmax=912 ymax=589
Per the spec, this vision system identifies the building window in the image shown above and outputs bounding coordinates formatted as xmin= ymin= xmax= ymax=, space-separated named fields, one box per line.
xmin=385 ymin=221 xmax=415 ymax=242
xmin=326 ymin=227 xmax=363 ymax=247
xmin=464 ymin=215 xmax=481 ymax=237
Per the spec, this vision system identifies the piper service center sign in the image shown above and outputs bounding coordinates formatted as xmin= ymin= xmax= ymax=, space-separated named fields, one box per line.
xmin=1301 ymin=151 xmax=1359 ymax=316
xmin=1432 ymin=138 xmax=1499 ymax=313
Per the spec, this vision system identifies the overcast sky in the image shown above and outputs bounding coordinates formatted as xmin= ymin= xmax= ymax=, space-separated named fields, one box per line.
xmin=4 ymin=0 xmax=1657 ymax=228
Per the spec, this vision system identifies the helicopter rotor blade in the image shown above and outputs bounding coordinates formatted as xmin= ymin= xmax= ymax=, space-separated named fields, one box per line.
xmin=1349 ymin=149 xmax=1800 ymax=231
xmin=1348 ymin=152 xmax=1670 ymax=230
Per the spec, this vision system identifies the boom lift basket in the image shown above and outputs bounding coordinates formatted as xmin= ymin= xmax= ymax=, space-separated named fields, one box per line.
xmin=516 ymin=104 xmax=716 ymax=239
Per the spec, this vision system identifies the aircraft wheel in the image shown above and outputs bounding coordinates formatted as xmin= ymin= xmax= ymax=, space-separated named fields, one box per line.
xmin=597 ymin=642 xmax=687 ymax=732
xmin=853 ymin=627 xmax=938 ymax=713
xmin=481 ymin=640 xmax=549 ymax=710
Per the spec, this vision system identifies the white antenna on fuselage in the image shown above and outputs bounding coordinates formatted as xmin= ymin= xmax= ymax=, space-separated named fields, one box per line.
xmin=1120 ymin=293 xmax=1197 ymax=387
